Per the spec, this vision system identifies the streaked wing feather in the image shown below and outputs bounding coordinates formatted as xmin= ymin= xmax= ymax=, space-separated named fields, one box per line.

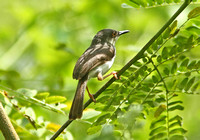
xmin=73 ymin=44 xmax=115 ymax=80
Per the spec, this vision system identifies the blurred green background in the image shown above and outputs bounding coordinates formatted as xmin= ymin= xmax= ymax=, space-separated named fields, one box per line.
xmin=0 ymin=0 xmax=200 ymax=139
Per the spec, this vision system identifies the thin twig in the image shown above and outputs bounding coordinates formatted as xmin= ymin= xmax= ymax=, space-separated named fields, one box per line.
xmin=0 ymin=102 xmax=20 ymax=140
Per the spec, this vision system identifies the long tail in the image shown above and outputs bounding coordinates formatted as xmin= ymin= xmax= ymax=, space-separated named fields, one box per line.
xmin=69 ymin=76 xmax=88 ymax=120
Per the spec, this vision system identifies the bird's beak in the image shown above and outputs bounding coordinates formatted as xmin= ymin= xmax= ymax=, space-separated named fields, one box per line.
xmin=119 ymin=30 xmax=129 ymax=36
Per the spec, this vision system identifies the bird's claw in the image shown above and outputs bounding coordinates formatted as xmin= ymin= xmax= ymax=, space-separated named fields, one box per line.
xmin=112 ymin=71 xmax=121 ymax=80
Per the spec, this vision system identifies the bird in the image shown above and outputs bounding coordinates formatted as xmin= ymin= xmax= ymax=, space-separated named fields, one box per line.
xmin=69 ymin=29 xmax=129 ymax=120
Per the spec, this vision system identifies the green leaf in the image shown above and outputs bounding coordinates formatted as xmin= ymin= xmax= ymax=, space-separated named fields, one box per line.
xmin=147 ymin=67 xmax=152 ymax=72
xmin=152 ymin=43 xmax=158 ymax=50
xmin=127 ymin=66 xmax=138 ymax=72
xmin=186 ymin=26 xmax=200 ymax=37
xmin=187 ymin=35 xmax=194 ymax=43
xmin=178 ymin=77 xmax=188 ymax=90
xmin=163 ymin=27 xmax=171 ymax=39
xmin=133 ymin=61 xmax=143 ymax=67
xmin=152 ymin=89 xmax=163 ymax=94
xmin=163 ymin=67 xmax=170 ymax=75
xmin=179 ymin=58 xmax=189 ymax=71
xmin=149 ymin=126 xmax=166 ymax=136
xmin=168 ymin=105 xmax=184 ymax=111
xmin=113 ymin=130 xmax=122 ymax=137
xmin=168 ymin=101 xmax=183 ymax=106
xmin=143 ymin=100 xmax=155 ymax=107
xmin=185 ymin=35 xmax=194 ymax=49
xmin=17 ymin=88 xmax=37 ymax=97
xmin=82 ymin=109 xmax=101 ymax=119
xmin=146 ymin=0 xmax=155 ymax=6
xmin=188 ymin=60 xmax=196 ymax=69
xmin=150 ymin=116 xmax=166 ymax=129
xmin=152 ymin=75 xmax=159 ymax=83
xmin=94 ymin=113 xmax=111 ymax=125
xmin=125 ymin=0 xmax=181 ymax=7
xmin=45 ymin=96 xmax=66 ymax=104
xmin=161 ymin=47 xmax=168 ymax=59
xmin=185 ymin=77 xmax=195 ymax=91
xmin=195 ymin=60 xmax=200 ymax=68
xmin=142 ymin=57 xmax=148 ymax=63
xmin=169 ymin=128 xmax=187 ymax=135
xmin=155 ymin=96 xmax=166 ymax=103
xmin=147 ymin=48 xmax=153 ymax=54
xmin=169 ymin=94 xmax=179 ymax=101
xmin=138 ymin=68 xmax=145 ymax=76
xmin=169 ymin=115 xmax=182 ymax=123
xmin=140 ymin=85 xmax=151 ymax=92
xmin=184 ymin=72 xmax=191 ymax=77
xmin=196 ymin=37 xmax=200 ymax=44
xmin=157 ymin=55 xmax=162 ymax=63
xmin=177 ymin=45 xmax=184 ymax=52
xmin=170 ymin=20 xmax=177 ymax=35
xmin=104 ymin=89 xmax=115 ymax=94
xmin=174 ymin=0 xmax=181 ymax=3
xmin=157 ymin=0 xmax=164 ymax=5
xmin=149 ymin=132 xmax=167 ymax=140
xmin=112 ymin=95 xmax=124 ymax=105
xmin=171 ymin=29 xmax=180 ymax=37
xmin=87 ymin=125 xmax=102 ymax=135
xmin=170 ymin=135 xmax=186 ymax=140
xmin=97 ymin=96 xmax=110 ymax=103
xmin=188 ymin=7 xmax=200 ymax=19
xmin=139 ymin=0 xmax=148 ymax=7
xmin=34 ymin=92 xmax=50 ymax=100
xmin=171 ymin=79 xmax=178 ymax=91
xmin=166 ymin=0 xmax=173 ymax=3
xmin=174 ymin=36 xmax=187 ymax=47
xmin=179 ymin=55 xmax=186 ymax=60
xmin=191 ymin=82 xmax=199 ymax=92
xmin=169 ymin=45 xmax=177 ymax=56
xmin=171 ymin=62 xmax=177 ymax=74
xmin=156 ymin=36 xmax=163 ymax=45
xmin=123 ymin=0 xmax=139 ymax=8
xmin=95 ymin=105 xmax=107 ymax=111
xmin=169 ymin=122 xmax=181 ymax=129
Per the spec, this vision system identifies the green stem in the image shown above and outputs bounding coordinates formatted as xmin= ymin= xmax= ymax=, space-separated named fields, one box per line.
xmin=148 ymin=57 xmax=170 ymax=139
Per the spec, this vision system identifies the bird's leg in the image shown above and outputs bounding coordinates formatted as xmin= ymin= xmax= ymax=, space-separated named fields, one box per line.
xmin=86 ymin=86 xmax=96 ymax=103
xmin=86 ymin=71 xmax=120 ymax=103
xmin=97 ymin=71 xmax=120 ymax=81
xmin=104 ymin=71 xmax=120 ymax=80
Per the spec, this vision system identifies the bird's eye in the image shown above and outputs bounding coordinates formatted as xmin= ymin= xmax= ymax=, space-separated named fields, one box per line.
xmin=112 ymin=32 xmax=117 ymax=37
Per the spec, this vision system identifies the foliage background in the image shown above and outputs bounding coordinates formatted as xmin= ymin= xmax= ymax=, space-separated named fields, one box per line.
xmin=0 ymin=0 xmax=200 ymax=139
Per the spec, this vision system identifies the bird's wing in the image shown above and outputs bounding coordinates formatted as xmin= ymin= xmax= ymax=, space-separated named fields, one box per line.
xmin=73 ymin=44 xmax=115 ymax=80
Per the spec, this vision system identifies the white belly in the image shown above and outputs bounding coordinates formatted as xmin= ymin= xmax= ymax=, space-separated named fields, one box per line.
xmin=88 ymin=56 xmax=115 ymax=79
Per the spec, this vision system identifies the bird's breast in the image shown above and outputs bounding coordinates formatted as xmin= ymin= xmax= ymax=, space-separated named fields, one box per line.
xmin=88 ymin=56 xmax=115 ymax=79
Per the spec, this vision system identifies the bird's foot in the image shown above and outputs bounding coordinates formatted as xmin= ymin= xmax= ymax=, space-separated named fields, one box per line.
xmin=111 ymin=71 xmax=121 ymax=80
xmin=101 ymin=71 xmax=121 ymax=80
xmin=88 ymin=93 xmax=96 ymax=103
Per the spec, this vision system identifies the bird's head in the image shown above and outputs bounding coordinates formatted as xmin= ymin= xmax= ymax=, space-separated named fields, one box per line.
xmin=91 ymin=29 xmax=129 ymax=46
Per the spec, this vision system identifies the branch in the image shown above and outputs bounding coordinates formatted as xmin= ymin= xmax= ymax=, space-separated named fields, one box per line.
xmin=50 ymin=0 xmax=191 ymax=139
xmin=0 ymin=102 xmax=20 ymax=140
